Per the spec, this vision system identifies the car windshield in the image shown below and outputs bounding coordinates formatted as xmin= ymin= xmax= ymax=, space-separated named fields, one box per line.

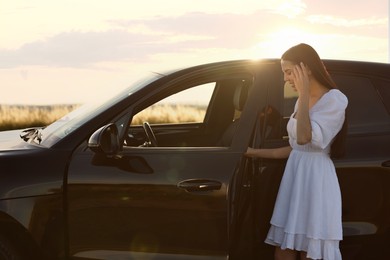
xmin=39 ymin=73 xmax=163 ymax=147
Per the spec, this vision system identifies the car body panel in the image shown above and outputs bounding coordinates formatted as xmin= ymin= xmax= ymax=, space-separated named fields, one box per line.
xmin=67 ymin=147 xmax=238 ymax=258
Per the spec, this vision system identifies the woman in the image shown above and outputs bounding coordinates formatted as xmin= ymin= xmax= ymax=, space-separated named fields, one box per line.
xmin=246 ymin=43 xmax=348 ymax=260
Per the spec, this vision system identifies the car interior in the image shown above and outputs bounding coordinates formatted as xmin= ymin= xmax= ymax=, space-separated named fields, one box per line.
xmin=125 ymin=76 xmax=253 ymax=148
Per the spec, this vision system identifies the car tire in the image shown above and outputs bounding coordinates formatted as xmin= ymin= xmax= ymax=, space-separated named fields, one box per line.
xmin=0 ymin=235 xmax=25 ymax=260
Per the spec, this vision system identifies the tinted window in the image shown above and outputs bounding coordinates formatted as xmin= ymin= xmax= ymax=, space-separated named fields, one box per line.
xmin=332 ymin=74 xmax=390 ymax=134
xmin=283 ymin=82 xmax=298 ymax=117
xmin=274 ymin=73 xmax=390 ymax=140
xmin=374 ymin=78 xmax=390 ymax=114
xmin=260 ymin=82 xmax=297 ymax=141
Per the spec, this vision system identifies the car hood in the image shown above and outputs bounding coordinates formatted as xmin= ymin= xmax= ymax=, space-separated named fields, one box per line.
xmin=0 ymin=129 xmax=31 ymax=150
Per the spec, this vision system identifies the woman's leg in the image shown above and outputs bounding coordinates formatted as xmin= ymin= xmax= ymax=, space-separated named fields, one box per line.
xmin=274 ymin=247 xmax=298 ymax=260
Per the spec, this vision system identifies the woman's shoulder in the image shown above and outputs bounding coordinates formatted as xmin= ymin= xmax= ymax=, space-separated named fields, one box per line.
xmin=312 ymin=89 xmax=348 ymax=113
xmin=326 ymin=89 xmax=348 ymax=107
xmin=328 ymin=88 xmax=347 ymax=99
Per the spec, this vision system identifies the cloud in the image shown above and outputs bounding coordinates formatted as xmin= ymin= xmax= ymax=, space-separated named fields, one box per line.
xmin=0 ymin=7 xmax=387 ymax=69
xmin=0 ymin=11 xmax=281 ymax=69
xmin=0 ymin=30 xmax=167 ymax=68
xmin=307 ymin=15 xmax=388 ymax=28
xmin=269 ymin=0 xmax=307 ymax=18
xmin=304 ymin=0 xmax=387 ymax=19
xmin=110 ymin=11 xmax=283 ymax=48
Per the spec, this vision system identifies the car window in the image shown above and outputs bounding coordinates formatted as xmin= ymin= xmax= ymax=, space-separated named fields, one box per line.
xmin=131 ymin=83 xmax=215 ymax=126
xmin=125 ymin=74 xmax=253 ymax=148
xmin=283 ymin=82 xmax=299 ymax=118
xmin=373 ymin=78 xmax=390 ymax=115
xmin=271 ymin=74 xmax=390 ymax=141
xmin=40 ymin=73 xmax=163 ymax=147
xmin=333 ymin=74 xmax=390 ymax=134
xmin=263 ymin=82 xmax=297 ymax=141
xmin=254 ymin=81 xmax=297 ymax=142
xmin=266 ymin=73 xmax=390 ymax=142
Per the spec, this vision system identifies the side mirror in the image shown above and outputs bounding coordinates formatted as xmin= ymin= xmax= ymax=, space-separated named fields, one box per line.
xmin=88 ymin=123 xmax=120 ymax=156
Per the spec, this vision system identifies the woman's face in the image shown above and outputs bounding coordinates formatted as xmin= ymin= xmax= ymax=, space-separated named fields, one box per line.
xmin=281 ymin=59 xmax=297 ymax=91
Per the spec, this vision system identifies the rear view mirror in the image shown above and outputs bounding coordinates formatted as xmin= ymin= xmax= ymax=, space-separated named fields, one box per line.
xmin=88 ymin=123 xmax=120 ymax=156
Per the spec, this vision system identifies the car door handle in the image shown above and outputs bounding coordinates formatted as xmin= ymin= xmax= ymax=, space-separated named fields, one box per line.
xmin=382 ymin=160 xmax=390 ymax=167
xmin=177 ymin=179 xmax=222 ymax=192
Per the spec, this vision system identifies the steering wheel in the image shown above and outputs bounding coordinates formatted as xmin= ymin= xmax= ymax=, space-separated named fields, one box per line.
xmin=142 ymin=122 xmax=158 ymax=147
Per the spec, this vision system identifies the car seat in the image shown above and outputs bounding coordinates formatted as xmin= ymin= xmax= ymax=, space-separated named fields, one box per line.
xmin=217 ymin=80 xmax=249 ymax=146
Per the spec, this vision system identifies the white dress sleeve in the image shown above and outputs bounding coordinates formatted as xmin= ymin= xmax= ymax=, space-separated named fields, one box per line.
xmin=290 ymin=89 xmax=348 ymax=150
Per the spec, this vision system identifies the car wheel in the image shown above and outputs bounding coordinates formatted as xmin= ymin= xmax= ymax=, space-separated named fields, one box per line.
xmin=0 ymin=235 xmax=25 ymax=260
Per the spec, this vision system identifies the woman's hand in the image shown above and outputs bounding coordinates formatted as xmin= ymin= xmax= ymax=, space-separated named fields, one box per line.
xmin=293 ymin=62 xmax=310 ymax=96
xmin=245 ymin=147 xmax=258 ymax=157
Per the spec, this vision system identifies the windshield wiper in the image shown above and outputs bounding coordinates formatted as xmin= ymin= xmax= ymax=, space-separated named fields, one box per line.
xmin=20 ymin=127 xmax=43 ymax=144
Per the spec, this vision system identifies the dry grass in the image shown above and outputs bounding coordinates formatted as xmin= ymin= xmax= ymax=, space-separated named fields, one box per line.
xmin=0 ymin=104 xmax=79 ymax=131
xmin=0 ymin=104 xmax=206 ymax=131
xmin=131 ymin=104 xmax=206 ymax=125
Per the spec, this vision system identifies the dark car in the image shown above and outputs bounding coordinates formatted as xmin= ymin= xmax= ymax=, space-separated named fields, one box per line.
xmin=0 ymin=59 xmax=389 ymax=260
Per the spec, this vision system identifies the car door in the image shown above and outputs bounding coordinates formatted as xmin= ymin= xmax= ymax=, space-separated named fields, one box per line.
xmin=246 ymin=72 xmax=289 ymax=259
xmin=65 ymin=64 xmax=273 ymax=260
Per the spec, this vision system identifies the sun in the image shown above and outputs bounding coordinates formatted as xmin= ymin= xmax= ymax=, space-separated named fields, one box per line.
xmin=250 ymin=27 xmax=323 ymax=59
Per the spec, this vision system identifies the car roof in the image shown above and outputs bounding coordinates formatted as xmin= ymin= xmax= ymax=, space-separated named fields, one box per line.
xmin=162 ymin=59 xmax=390 ymax=79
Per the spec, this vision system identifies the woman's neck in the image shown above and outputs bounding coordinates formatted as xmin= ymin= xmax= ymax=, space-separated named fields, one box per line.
xmin=309 ymin=79 xmax=329 ymax=99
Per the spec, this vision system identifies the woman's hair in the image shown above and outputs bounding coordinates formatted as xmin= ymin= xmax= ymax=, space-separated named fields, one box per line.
xmin=282 ymin=43 xmax=337 ymax=89
xmin=282 ymin=43 xmax=348 ymax=158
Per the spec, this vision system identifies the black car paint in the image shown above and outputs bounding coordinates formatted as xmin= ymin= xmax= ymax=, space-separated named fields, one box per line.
xmin=0 ymin=59 xmax=388 ymax=259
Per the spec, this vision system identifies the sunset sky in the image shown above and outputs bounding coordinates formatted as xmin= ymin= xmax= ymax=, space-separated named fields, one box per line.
xmin=1 ymin=0 xmax=388 ymax=105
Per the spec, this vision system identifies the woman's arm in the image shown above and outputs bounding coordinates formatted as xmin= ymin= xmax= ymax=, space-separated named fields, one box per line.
xmin=245 ymin=146 xmax=292 ymax=159
xmin=294 ymin=63 xmax=312 ymax=145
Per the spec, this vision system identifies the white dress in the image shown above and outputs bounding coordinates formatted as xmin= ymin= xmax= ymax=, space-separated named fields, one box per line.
xmin=265 ymin=89 xmax=348 ymax=260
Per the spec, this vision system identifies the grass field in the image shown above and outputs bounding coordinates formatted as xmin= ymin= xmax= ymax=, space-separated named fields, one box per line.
xmin=131 ymin=104 xmax=206 ymax=125
xmin=0 ymin=104 xmax=79 ymax=131
xmin=0 ymin=104 xmax=206 ymax=131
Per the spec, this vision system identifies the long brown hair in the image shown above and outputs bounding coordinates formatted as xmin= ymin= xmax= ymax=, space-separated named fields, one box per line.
xmin=282 ymin=43 xmax=347 ymax=158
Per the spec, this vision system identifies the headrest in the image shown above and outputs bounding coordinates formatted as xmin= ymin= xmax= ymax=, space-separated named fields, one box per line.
xmin=233 ymin=81 xmax=249 ymax=111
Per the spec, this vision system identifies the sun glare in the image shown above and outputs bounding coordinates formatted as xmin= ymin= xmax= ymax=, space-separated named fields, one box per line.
xmin=250 ymin=27 xmax=326 ymax=59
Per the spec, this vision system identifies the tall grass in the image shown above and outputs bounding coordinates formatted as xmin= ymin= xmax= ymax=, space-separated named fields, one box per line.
xmin=131 ymin=104 xmax=206 ymax=125
xmin=0 ymin=104 xmax=79 ymax=131
xmin=0 ymin=104 xmax=206 ymax=131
